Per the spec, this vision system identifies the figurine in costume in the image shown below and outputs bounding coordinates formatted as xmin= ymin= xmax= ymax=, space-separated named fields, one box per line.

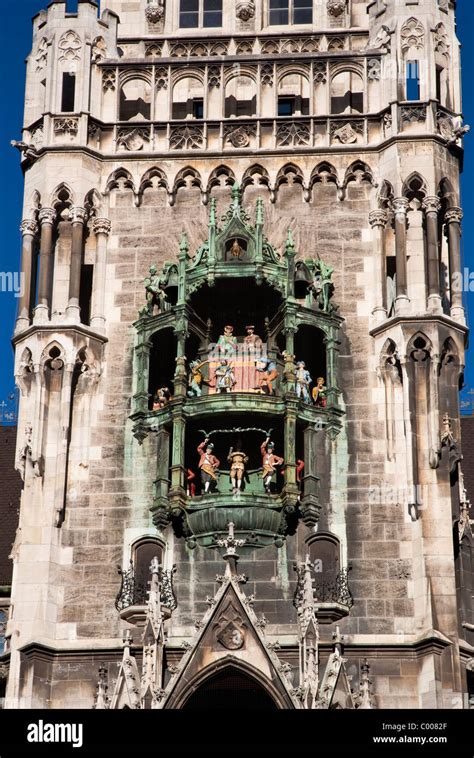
xmin=144 ymin=265 xmax=169 ymax=316
xmin=197 ymin=438 xmax=220 ymax=494
xmin=217 ymin=325 xmax=237 ymax=357
xmin=260 ymin=437 xmax=284 ymax=494
xmin=295 ymin=361 xmax=312 ymax=403
xmin=153 ymin=386 xmax=171 ymax=410
xmin=296 ymin=459 xmax=305 ymax=485
xmin=255 ymin=357 xmax=279 ymax=395
xmin=188 ymin=359 xmax=209 ymax=397
xmin=228 ymin=445 xmax=249 ymax=494
xmin=230 ymin=239 xmax=244 ymax=260
xmin=312 ymin=377 xmax=327 ymax=407
xmin=186 ymin=468 xmax=196 ymax=498
xmin=310 ymin=260 xmax=334 ymax=313
xmin=215 ymin=359 xmax=236 ymax=393
xmin=243 ymin=325 xmax=263 ymax=353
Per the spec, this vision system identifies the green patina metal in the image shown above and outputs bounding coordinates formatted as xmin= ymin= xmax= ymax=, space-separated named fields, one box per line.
xmin=130 ymin=184 xmax=345 ymax=550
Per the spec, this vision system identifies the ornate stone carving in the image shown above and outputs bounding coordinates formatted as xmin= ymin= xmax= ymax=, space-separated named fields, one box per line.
xmin=444 ymin=206 xmax=463 ymax=226
xmin=88 ymin=120 xmax=102 ymax=143
xmin=170 ymin=40 xmax=228 ymax=57
xmin=35 ymin=37 xmax=48 ymax=72
xmin=327 ymin=36 xmax=345 ymax=51
xmin=20 ymin=219 xmax=38 ymax=236
xmin=11 ymin=140 xmax=40 ymax=163
xmin=224 ymin=124 xmax=256 ymax=148
xmin=236 ymin=1 xmax=255 ymax=21
xmin=276 ymin=121 xmax=311 ymax=148
xmin=208 ymin=65 xmax=221 ymax=88
xmin=368 ymin=58 xmax=381 ymax=81
xmin=261 ymin=37 xmax=320 ymax=55
xmin=327 ymin=0 xmax=346 ymax=17
xmin=102 ymin=68 xmax=116 ymax=92
xmin=235 ymin=39 xmax=254 ymax=54
xmin=93 ymin=218 xmax=112 ymax=237
xmin=400 ymin=17 xmax=424 ymax=53
xmin=372 ymin=25 xmax=391 ymax=52
xmin=145 ymin=0 xmax=165 ymax=24
xmin=314 ymin=62 xmax=327 ymax=84
xmin=117 ymin=128 xmax=150 ymax=151
xmin=92 ymin=36 xmax=107 ymax=63
xmin=400 ymin=106 xmax=426 ymax=125
xmin=145 ymin=42 xmax=163 ymax=57
xmin=422 ymin=196 xmax=441 ymax=215
xmin=437 ymin=112 xmax=470 ymax=144
xmin=38 ymin=207 xmax=57 ymax=226
xmin=261 ymin=63 xmax=273 ymax=86
xmin=368 ymin=210 xmax=388 ymax=229
xmin=30 ymin=125 xmax=44 ymax=150
xmin=58 ymin=30 xmax=81 ymax=62
xmin=331 ymin=121 xmax=363 ymax=144
xmin=434 ymin=23 xmax=450 ymax=58
xmin=54 ymin=117 xmax=79 ymax=136
xmin=155 ymin=67 xmax=168 ymax=90
xmin=69 ymin=207 xmax=88 ymax=224
xmin=214 ymin=599 xmax=247 ymax=650
xmin=169 ymin=125 xmax=204 ymax=150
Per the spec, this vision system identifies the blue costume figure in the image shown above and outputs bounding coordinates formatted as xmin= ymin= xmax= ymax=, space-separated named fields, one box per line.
xmin=295 ymin=361 xmax=312 ymax=403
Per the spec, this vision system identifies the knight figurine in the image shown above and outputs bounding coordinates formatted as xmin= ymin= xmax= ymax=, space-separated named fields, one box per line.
xmin=215 ymin=359 xmax=236 ymax=393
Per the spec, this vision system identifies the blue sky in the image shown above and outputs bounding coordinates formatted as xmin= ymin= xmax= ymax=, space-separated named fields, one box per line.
xmin=0 ymin=0 xmax=473 ymax=421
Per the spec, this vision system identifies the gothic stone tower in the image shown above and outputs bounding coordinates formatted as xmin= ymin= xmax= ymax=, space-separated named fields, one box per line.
xmin=3 ymin=0 xmax=473 ymax=710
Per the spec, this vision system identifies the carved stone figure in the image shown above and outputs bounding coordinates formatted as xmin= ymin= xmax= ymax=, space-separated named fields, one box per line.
xmin=310 ymin=259 xmax=335 ymax=312
xmin=260 ymin=437 xmax=284 ymax=494
xmin=228 ymin=445 xmax=249 ymax=493
xmin=312 ymin=377 xmax=327 ymax=407
xmin=188 ymin=359 xmax=209 ymax=397
xmin=327 ymin=0 xmax=346 ymax=17
xmin=217 ymin=325 xmax=237 ymax=356
xmin=197 ymin=438 xmax=220 ymax=493
xmin=214 ymin=360 xmax=236 ymax=393
xmin=255 ymin=357 xmax=278 ymax=395
xmin=296 ymin=361 xmax=312 ymax=403
xmin=145 ymin=0 xmax=165 ymax=24
xmin=144 ymin=265 xmax=169 ymax=315
xmin=236 ymin=1 xmax=255 ymax=22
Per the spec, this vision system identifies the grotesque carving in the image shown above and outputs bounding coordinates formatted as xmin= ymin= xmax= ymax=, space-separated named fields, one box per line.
xmin=236 ymin=1 xmax=255 ymax=22
xmin=145 ymin=0 xmax=165 ymax=24
xmin=327 ymin=0 xmax=346 ymax=17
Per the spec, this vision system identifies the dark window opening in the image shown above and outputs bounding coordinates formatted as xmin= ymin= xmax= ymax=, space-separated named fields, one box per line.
xmin=225 ymin=95 xmax=257 ymax=118
xmin=134 ymin=540 xmax=164 ymax=594
xmin=119 ymin=82 xmax=151 ymax=121
xmin=436 ymin=66 xmax=442 ymax=102
xmin=293 ymin=0 xmax=312 ymax=24
xmin=406 ymin=60 xmax=420 ymax=101
xmin=61 ymin=72 xmax=76 ymax=113
xmin=180 ymin=0 xmax=199 ymax=27
xmin=183 ymin=668 xmax=278 ymax=710
xmin=203 ymin=0 xmax=222 ymax=27
xmin=79 ymin=264 xmax=93 ymax=326
xmin=193 ymin=99 xmax=204 ymax=119
xmin=278 ymin=97 xmax=295 ymax=116
xmin=270 ymin=0 xmax=289 ymax=25
xmin=331 ymin=90 xmax=363 ymax=115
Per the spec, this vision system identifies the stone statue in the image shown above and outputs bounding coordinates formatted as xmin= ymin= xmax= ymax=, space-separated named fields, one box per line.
xmin=188 ymin=359 xmax=209 ymax=397
xmin=228 ymin=445 xmax=249 ymax=494
xmin=215 ymin=359 xmax=236 ymax=393
xmin=312 ymin=377 xmax=327 ymax=407
xmin=255 ymin=357 xmax=278 ymax=395
xmin=153 ymin=386 xmax=171 ymax=410
xmin=197 ymin=438 xmax=220 ymax=494
xmin=144 ymin=264 xmax=169 ymax=316
xmin=295 ymin=361 xmax=312 ymax=403
xmin=217 ymin=324 xmax=237 ymax=356
xmin=260 ymin=437 xmax=284 ymax=494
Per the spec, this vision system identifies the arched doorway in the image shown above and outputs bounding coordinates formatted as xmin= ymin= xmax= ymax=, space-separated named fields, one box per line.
xmin=182 ymin=667 xmax=279 ymax=710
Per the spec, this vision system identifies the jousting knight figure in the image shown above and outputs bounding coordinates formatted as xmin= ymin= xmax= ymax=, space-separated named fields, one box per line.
xmin=197 ymin=437 xmax=220 ymax=494
xmin=260 ymin=437 xmax=284 ymax=494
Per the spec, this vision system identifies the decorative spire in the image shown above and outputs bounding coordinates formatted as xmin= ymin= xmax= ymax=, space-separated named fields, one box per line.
xmin=256 ymin=197 xmax=264 ymax=226
xmin=179 ymin=231 xmax=189 ymax=257
xmin=293 ymin=556 xmax=320 ymax=708
xmin=209 ymin=196 xmax=217 ymax=227
xmin=332 ymin=626 xmax=344 ymax=657
xmin=93 ymin=664 xmax=110 ymax=710
xmin=231 ymin=181 xmax=241 ymax=209
xmin=358 ymin=659 xmax=375 ymax=709
xmin=285 ymin=229 xmax=296 ymax=256
xmin=217 ymin=522 xmax=246 ymax=577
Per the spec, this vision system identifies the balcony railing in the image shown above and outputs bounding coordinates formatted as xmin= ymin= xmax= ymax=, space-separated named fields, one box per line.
xmin=293 ymin=566 xmax=353 ymax=610
xmin=115 ymin=561 xmax=177 ymax=612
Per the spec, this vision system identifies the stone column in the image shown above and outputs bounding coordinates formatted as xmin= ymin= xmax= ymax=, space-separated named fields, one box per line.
xmin=16 ymin=220 xmax=38 ymax=332
xmin=66 ymin=206 xmax=87 ymax=322
xmin=392 ymin=197 xmax=410 ymax=313
xmin=368 ymin=209 xmax=388 ymax=323
xmin=301 ymin=425 xmax=321 ymax=527
xmin=445 ymin=206 xmax=464 ymax=321
xmin=90 ymin=218 xmax=111 ymax=332
xmin=422 ymin=196 xmax=442 ymax=313
xmin=34 ymin=208 xmax=56 ymax=323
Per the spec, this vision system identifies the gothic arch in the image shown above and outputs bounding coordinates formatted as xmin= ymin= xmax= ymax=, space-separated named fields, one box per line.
xmin=438 ymin=177 xmax=458 ymax=207
xmin=380 ymin=338 xmax=399 ymax=370
xmin=242 ymin=164 xmax=271 ymax=190
xmin=40 ymin=341 xmax=66 ymax=367
xmin=119 ymin=69 xmax=152 ymax=87
xmin=402 ymin=172 xmax=427 ymax=202
xmin=400 ymin=17 xmax=425 ymax=53
xmin=207 ymin=165 xmax=236 ymax=192
xmin=329 ymin=61 xmax=364 ymax=81
xmin=275 ymin=163 xmax=305 ymax=191
xmin=277 ymin=65 xmax=310 ymax=84
xmin=343 ymin=160 xmax=375 ymax=189
xmin=310 ymin=162 xmax=339 ymax=189
xmin=377 ymin=179 xmax=394 ymax=209
xmin=84 ymin=188 xmax=104 ymax=217
xmin=171 ymin=69 xmax=204 ymax=88
xmin=224 ymin=66 xmax=258 ymax=86
xmin=50 ymin=183 xmax=74 ymax=209
xmin=169 ymin=657 xmax=289 ymax=710
xmin=105 ymin=167 xmax=137 ymax=196
xmin=138 ymin=166 xmax=170 ymax=203
xmin=407 ymin=332 xmax=432 ymax=359
xmin=173 ymin=166 xmax=203 ymax=195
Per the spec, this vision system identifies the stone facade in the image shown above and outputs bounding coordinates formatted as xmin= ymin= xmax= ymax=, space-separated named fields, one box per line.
xmin=2 ymin=0 xmax=473 ymax=710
